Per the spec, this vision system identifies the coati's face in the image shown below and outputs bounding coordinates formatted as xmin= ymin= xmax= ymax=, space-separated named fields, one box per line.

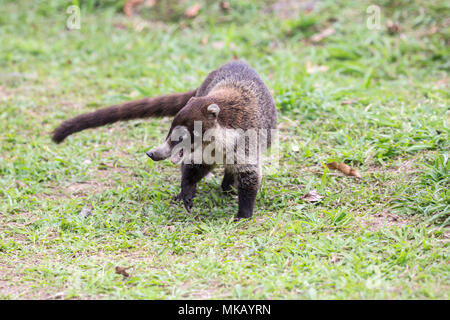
xmin=146 ymin=97 xmax=221 ymax=164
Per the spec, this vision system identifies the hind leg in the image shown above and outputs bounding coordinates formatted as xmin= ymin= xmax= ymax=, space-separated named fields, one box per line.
xmin=175 ymin=164 xmax=214 ymax=212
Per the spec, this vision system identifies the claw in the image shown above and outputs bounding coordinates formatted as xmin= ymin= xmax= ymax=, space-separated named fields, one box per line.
xmin=183 ymin=197 xmax=193 ymax=213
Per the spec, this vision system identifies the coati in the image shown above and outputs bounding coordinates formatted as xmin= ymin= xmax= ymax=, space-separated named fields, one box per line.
xmin=52 ymin=60 xmax=277 ymax=220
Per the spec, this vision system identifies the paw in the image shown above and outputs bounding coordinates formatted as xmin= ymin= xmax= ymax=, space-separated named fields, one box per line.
xmin=173 ymin=192 xmax=194 ymax=212
xmin=234 ymin=215 xmax=250 ymax=222
xmin=183 ymin=196 xmax=194 ymax=213
xmin=235 ymin=209 xmax=252 ymax=221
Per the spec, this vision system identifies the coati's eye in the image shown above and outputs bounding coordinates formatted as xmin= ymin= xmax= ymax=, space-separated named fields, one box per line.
xmin=171 ymin=134 xmax=183 ymax=144
xmin=170 ymin=126 xmax=190 ymax=144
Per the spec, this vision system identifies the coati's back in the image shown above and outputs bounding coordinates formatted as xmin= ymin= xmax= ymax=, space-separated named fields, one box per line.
xmin=52 ymin=60 xmax=276 ymax=144
xmin=197 ymin=61 xmax=277 ymax=133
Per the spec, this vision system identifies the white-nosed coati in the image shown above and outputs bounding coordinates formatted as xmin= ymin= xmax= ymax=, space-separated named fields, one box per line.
xmin=52 ymin=60 xmax=277 ymax=220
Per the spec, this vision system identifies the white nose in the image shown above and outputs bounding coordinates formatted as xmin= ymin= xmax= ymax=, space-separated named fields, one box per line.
xmin=146 ymin=141 xmax=172 ymax=161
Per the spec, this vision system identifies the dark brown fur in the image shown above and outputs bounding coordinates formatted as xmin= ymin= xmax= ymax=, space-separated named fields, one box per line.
xmin=52 ymin=89 xmax=197 ymax=143
xmin=52 ymin=61 xmax=277 ymax=220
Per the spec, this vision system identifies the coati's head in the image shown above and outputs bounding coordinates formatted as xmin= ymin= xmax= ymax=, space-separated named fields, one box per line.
xmin=146 ymin=96 xmax=222 ymax=164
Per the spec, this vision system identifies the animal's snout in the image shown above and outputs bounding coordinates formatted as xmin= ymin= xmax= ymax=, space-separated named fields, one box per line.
xmin=146 ymin=151 xmax=155 ymax=160
xmin=146 ymin=141 xmax=172 ymax=161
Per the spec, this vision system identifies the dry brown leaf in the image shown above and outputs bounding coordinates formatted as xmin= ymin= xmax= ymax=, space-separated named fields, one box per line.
xmin=220 ymin=1 xmax=231 ymax=11
xmin=124 ymin=0 xmax=143 ymax=17
xmin=306 ymin=60 xmax=328 ymax=74
xmin=301 ymin=189 xmax=323 ymax=202
xmin=310 ymin=27 xmax=335 ymax=43
xmin=326 ymin=162 xmax=362 ymax=178
xmin=115 ymin=266 xmax=130 ymax=277
xmin=387 ymin=20 xmax=400 ymax=34
xmin=185 ymin=2 xmax=201 ymax=18
xmin=201 ymin=36 xmax=209 ymax=46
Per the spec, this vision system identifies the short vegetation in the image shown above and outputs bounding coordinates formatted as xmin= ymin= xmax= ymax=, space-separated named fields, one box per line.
xmin=0 ymin=0 xmax=448 ymax=299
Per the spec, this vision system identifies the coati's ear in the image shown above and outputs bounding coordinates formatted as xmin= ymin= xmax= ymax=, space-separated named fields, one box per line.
xmin=207 ymin=104 xmax=220 ymax=119
xmin=187 ymin=97 xmax=196 ymax=104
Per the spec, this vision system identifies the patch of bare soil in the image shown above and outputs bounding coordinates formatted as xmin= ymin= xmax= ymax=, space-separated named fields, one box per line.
xmin=0 ymin=272 xmax=32 ymax=299
xmin=0 ymin=262 xmax=55 ymax=299
xmin=0 ymin=211 xmax=38 ymax=245
xmin=37 ymin=180 xmax=109 ymax=200
xmin=360 ymin=212 xmax=411 ymax=232
xmin=177 ymin=281 xmax=227 ymax=299
xmin=368 ymin=151 xmax=435 ymax=175
xmin=65 ymin=180 xmax=108 ymax=196
xmin=38 ymin=159 xmax=138 ymax=200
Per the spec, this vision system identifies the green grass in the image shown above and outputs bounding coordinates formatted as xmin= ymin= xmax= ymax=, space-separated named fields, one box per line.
xmin=0 ymin=0 xmax=449 ymax=299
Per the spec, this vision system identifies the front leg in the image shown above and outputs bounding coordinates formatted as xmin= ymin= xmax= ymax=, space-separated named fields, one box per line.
xmin=235 ymin=167 xmax=261 ymax=220
xmin=177 ymin=164 xmax=214 ymax=212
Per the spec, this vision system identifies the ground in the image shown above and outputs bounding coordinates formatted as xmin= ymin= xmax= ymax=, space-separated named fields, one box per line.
xmin=0 ymin=0 xmax=449 ymax=299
